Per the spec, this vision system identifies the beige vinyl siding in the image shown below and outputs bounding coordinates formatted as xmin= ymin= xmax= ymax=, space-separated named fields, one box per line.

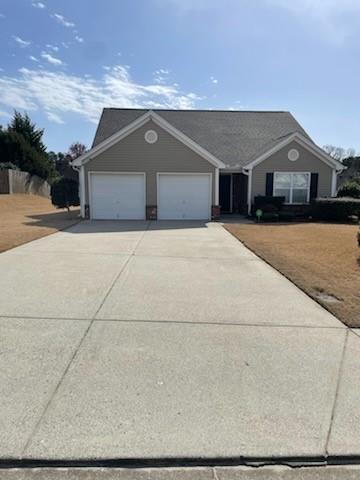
xmin=84 ymin=120 xmax=216 ymax=205
xmin=251 ymin=141 xmax=333 ymax=201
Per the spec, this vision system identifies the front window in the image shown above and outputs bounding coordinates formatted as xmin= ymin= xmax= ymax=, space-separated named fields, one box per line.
xmin=273 ymin=172 xmax=310 ymax=204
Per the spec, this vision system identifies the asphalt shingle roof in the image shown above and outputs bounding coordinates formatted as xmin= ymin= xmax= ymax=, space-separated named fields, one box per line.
xmin=92 ymin=108 xmax=313 ymax=168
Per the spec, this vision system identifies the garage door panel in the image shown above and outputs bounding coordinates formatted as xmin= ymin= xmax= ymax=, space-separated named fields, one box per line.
xmin=158 ymin=174 xmax=211 ymax=220
xmin=90 ymin=173 xmax=145 ymax=220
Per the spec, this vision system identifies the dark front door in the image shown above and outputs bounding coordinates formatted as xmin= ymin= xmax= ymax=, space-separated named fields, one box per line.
xmin=219 ymin=175 xmax=231 ymax=212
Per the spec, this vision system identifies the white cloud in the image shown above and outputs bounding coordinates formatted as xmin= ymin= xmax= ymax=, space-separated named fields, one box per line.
xmin=210 ymin=76 xmax=218 ymax=84
xmin=153 ymin=68 xmax=170 ymax=84
xmin=46 ymin=111 xmax=64 ymax=124
xmin=29 ymin=55 xmax=39 ymax=62
xmin=0 ymin=65 xmax=202 ymax=125
xmin=13 ymin=36 xmax=31 ymax=47
xmin=46 ymin=44 xmax=59 ymax=52
xmin=0 ymin=13 xmax=5 ymax=18
xmin=51 ymin=13 xmax=75 ymax=28
xmin=75 ymin=35 xmax=84 ymax=43
xmin=32 ymin=2 xmax=45 ymax=8
xmin=41 ymin=52 xmax=64 ymax=66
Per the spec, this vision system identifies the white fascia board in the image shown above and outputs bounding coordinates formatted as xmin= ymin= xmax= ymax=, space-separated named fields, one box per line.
xmin=71 ymin=111 xmax=152 ymax=167
xmin=243 ymin=132 xmax=344 ymax=171
xmin=72 ymin=110 xmax=225 ymax=169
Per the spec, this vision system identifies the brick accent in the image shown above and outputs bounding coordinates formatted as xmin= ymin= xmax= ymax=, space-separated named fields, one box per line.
xmin=211 ymin=205 xmax=220 ymax=220
xmin=146 ymin=205 xmax=157 ymax=220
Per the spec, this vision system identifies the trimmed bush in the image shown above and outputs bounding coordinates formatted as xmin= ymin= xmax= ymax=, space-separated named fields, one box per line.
xmin=337 ymin=179 xmax=360 ymax=199
xmin=311 ymin=197 xmax=360 ymax=221
xmin=51 ymin=177 xmax=79 ymax=210
xmin=253 ymin=195 xmax=285 ymax=213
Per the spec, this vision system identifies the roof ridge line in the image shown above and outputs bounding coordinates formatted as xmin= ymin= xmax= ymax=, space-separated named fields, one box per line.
xmin=102 ymin=107 xmax=290 ymax=113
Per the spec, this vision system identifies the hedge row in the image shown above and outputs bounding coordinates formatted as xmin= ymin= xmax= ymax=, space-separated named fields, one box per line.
xmin=253 ymin=195 xmax=360 ymax=222
xmin=310 ymin=197 xmax=360 ymax=221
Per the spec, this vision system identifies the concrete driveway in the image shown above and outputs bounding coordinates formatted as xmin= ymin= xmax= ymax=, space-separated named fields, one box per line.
xmin=0 ymin=220 xmax=358 ymax=462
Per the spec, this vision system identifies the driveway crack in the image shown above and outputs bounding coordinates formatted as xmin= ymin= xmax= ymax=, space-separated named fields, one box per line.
xmin=325 ymin=328 xmax=349 ymax=455
xmin=21 ymin=318 xmax=93 ymax=456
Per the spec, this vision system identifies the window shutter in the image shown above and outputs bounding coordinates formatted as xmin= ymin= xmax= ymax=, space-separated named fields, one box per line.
xmin=310 ymin=173 xmax=319 ymax=200
xmin=265 ymin=173 xmax=274 ymax=196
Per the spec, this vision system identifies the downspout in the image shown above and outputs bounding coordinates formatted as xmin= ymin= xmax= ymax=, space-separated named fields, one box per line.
xmin=215 ymin=167 xmax=219 ymax=206
xmin=331 ymin=169 xmax=337 ymax=197
xmin=242 ymin=168 xmax=252 ymax=216
xmin=332 ymin=166 xmax=346 ymax=197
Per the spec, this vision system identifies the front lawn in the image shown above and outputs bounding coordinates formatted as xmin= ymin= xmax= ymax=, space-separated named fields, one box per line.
xmin=0 ymin=194 xmax=80 ymax=253
xmin=225 ymin=222 xmax=360 ymax=327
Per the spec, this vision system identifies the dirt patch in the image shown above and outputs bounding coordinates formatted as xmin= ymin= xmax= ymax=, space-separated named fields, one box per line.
xmin=225 ymin=222 xmax=360 ymax=328
xmin=0 ymin=194 xmax=80 ymax=253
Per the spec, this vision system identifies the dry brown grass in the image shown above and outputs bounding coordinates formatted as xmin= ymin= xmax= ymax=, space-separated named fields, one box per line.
xmin=0 ymin=194 xmax=80 ymax=253
xmin=225 ymin=222 xmax=360 ymax=327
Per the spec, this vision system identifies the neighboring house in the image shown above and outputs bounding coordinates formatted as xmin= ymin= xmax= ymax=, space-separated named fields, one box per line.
xmin=72 ymin=108 xmax=344 ymax=220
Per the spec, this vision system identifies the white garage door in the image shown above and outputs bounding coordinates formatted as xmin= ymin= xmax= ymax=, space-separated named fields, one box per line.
xmin=90 ymin=173 xmax=145 ymax=220
xmin=158 ymin=173 xmax=211 ymax=220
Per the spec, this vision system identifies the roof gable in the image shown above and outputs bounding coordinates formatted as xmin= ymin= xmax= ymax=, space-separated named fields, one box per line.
xmin=73 ymin=110 xmax=225 ymax=168
xmin=244 ymin=132 xmax=344 ymax=171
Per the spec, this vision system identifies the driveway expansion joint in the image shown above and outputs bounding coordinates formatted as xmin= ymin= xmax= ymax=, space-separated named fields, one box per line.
xmin=92 ymin=221 xmax=151 ymax=319
xmin=3 ymin=455 xmax=360 ymax=470
xmin=0 ymin=314 xmax=346 ymax=329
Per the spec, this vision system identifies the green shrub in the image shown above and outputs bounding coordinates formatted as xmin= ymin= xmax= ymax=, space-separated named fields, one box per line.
xmin=311 ymin=197 xmax=360 ymax=221
xmin=253 ymin=196 xmax=285 ymax=213
xmin=0 ymin=162 xmax=19 ymax=170
xmin=278 ymin=211 xmax=297 ymax=221
xmin=261 ymin=212 xmax=279 ymax=222
xmin=337 ymin=179 xmax=360 ymax=199
xmin=51 ymin=177 xmax=79 ymax=210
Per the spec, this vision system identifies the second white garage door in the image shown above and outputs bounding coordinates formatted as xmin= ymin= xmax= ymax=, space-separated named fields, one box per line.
xmin=90 ymin=173 xmax=145 ymax=220
xmin=157 ymin=173 xmax=211 ymax=220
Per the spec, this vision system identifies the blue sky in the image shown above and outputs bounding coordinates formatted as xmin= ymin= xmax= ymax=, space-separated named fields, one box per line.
xmin=0 ymin=0 xmax=359 ymax=153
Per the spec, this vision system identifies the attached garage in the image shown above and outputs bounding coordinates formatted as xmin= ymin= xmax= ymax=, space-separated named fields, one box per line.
xmin=76 ymin=111 xmax=224 ymax=220
xmin=157 ymin=173 xmax=212 ymax=220
xmin=89 ymin=172 xmax=145 ymax=220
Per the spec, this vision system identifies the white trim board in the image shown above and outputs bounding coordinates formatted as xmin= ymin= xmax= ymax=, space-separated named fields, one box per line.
xmin=243 ymin=132 xmax=344 ymax=171
xmin=72 ymin=110 xmax=225 ymax=169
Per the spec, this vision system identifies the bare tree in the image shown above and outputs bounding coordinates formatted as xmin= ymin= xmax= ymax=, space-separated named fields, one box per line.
xmin=68 ymin=142 xmax=87 ymax=160
xmin=323 ymin=145 xmax=356 ymax=161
